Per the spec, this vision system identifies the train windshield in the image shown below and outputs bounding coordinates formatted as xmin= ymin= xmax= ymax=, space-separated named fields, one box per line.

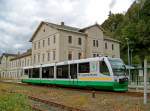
xmin=108 ymin=58 xmax=126 ymax=76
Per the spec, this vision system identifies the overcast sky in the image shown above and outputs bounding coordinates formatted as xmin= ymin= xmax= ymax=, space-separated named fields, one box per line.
xmin=0 ymin=0 xmax=135 ymax=54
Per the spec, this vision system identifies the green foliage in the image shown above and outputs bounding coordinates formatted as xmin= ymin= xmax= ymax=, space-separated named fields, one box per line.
xmin=101 ymin=13 xmax=124 ymax=37
xmin=0 ymin=92 xmax=31 ymax=111
xmin=101 ymin=0 xmax=150 ymax=64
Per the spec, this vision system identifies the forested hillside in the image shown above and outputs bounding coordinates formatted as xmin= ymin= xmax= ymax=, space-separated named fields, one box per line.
xmin=101 ymin=0 xmax=150 ymax=65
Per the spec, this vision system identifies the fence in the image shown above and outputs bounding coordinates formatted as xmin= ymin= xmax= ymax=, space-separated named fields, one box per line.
xmin=128 ymin=65 xmax=150 ymax=86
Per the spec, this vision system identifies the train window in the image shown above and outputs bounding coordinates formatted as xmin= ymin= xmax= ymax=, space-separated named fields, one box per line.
xmin=42 ymin=66 xmax=54 ymax=78
xmin=24 ymin=69 xmax=28 ymax=75
xmin=99 ymin=61 xmax=110 ymax=75
xmin=79 ymin=62 xmax=90 ymax=73
xmin=57 ymin=68 xmax=62 ymax=77
xmin=56 ymin=65 xmax=69 ymax=78
xmin=32 ymin=68 xmax=40 ymax=78
xmin=70 ymin=64 xmax=77 ymax=79
xmin=29 ymin=69 xmax=32 ymax=78
xmin=24 ymin=69 xmax=32 ymax=78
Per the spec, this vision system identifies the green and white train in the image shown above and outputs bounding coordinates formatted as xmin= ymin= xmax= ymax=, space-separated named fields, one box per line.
xmin=22 ymin=57 xmax=128 ymax=92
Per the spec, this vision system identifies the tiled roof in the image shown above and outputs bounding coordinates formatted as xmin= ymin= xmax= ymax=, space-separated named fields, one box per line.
xmin=44 ymin=22 xmax=80 ymax=32
xmin=2 ymin=53 xmax=17 ymax=57
xmin=80 ymin=23 xmax=105 ymax=32
xmin=29 ymin=21 xmax=120 ymax=43
xmin=104 ymin=35 xmax=120 ymax=43
xmin=0 ymin=53 xmax=17 ymax=60
xmin=30 ymin=21 xmax=86 ymax=42
xmin=10 ymin=49 xmax=32 ymax=61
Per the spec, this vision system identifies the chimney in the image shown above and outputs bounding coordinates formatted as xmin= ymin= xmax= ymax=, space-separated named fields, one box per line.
xmin=61 ymin=22 xmax=64 ymax=26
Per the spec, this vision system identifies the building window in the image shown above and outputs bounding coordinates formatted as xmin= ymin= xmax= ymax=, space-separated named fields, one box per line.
xmin=68 ymin=51 xmax=72 ymax=60
xmin=38 ymin=53 xmax=40 ymax=63
xmin=93 ymin=54 xmax=96 ymax=57
xmin=19 ymin=60 xmax=21 ymax=66
xmin=25 ymin=58 xmax=26 ymax=66
xmin=78 ymin=53 xmax=82 ymax=59
xmin=22 ymin=60 xmax=24 ymax=67
xmin=38 ymin=41 xmax=40 ymax=49
xmin=53 ymin=51 xmax=56 ymax=60
xmin=105 ymin=43 xmax=107 ymax=49
xmin=47 ymin=52 xmax=50 ymax=61
xmin=68 ymin=36 xmax=72 ymax=44
xmin=28 ymin=59 xmax=30 ymax=66
xmin=93 ymin=40 xmax=96 ymax=47
xmin=93 ymin=40 xmax=98 ymax=47
xmin=78 ymin=38 xmax=82 ymax=45
xmin=34 ymin=54 xmax=36 ymax=63
xmin=43 ymin=40 xmax=45 ymax=47
xmin=42 ymin=53 xmax=45 ymax=62
xmin=34 ymin=43 xmax=36 ymax=50
xmin=112 ymin=44 xmax=114 ymax=50
xmin=93 ymin=53 xmax=99 ymax=57
xmin=53 ymin=35 xmax=56 ymax=43
xmin=96 ymin=40 xmax=99 ymax=47
xmin=48 ymin=38 xmax=50 ymax=46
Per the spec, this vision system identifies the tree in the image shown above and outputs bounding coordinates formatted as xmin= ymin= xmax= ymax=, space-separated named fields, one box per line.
xmin=101 ymin=13 xmax=124 ymax=37
xmin=101 ymin=0 xmax=150 ymax=64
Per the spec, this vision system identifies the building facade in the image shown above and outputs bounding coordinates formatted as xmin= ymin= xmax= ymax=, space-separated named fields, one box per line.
xmin=30 ymin=21 xmax=120 ymax=66
xmin=0 ymin=21 xmax=120 ymax=79
xmin=0 ymin=53 xmax=17 ymax=79
xmin=9 ymin=49 xmax=32 ymax=79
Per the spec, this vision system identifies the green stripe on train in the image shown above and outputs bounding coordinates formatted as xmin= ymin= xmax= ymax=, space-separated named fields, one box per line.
xmin=22 ymin=79 xmax=128 ymax=92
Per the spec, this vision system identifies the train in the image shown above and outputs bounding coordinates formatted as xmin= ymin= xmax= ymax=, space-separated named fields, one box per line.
xmin=22 ymin=57 xmax=128 ymax=92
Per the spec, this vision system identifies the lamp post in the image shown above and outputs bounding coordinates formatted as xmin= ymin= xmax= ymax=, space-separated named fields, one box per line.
xmin=130 ymin=49 xmax=133 ymax=65
xmin=125 ymin=38 xmax=131 ymax=80
xmin=144 ymin=59 xmax=147 ymax=104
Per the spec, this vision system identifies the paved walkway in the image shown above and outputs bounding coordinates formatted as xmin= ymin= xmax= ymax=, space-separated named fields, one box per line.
xmin=128 ymin=85 xmax=150 ymax=93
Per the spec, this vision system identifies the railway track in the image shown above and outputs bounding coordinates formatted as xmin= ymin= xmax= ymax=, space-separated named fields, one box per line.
xmin=21 ymin=83 xmax=150 ymax=98
xmin=1 ymin=80 xmax=150 ymax=98
xmin=29 ymin=105 xmax=45 ymax=111
xmin=1 ymin=80 xmax=150 ymax=111
xmin=0 ymin=81 xmax=87 ymax=111
xmin=29 ymin=95 xmax=86 ymax=111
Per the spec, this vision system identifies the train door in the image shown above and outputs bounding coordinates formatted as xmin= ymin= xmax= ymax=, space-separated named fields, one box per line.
xmin=23 ymin=69 xmax=30 ymax=79
xmin=70 ymin=64 xmax=78 ymax=85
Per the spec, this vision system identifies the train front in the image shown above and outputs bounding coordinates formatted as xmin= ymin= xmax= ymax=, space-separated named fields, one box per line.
xmin=108 ymin=58 xmax=128 ymax=91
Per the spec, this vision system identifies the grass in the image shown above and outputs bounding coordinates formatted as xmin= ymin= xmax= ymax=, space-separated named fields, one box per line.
xmin=0 ymin=92 xmax=31 ymax=111
xmin=0 ymin=82 xmax=150 ymax=111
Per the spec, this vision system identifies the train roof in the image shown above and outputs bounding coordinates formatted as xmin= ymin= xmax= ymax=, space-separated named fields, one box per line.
xmin=23 ymin=57 xmax=121 ymax=69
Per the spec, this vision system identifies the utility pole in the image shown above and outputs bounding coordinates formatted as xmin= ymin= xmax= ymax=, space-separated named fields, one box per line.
xmin=144 ymin=59 xmax=147 ymax=104
xmin=135 ymin=0 xmax=147 ymax=104
xmin=126 ymin=38 xmax=131 ymax=80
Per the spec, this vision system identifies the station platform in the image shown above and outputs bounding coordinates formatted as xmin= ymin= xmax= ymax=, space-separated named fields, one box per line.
xmin=128 ymin=85 xmax=150 ymax=93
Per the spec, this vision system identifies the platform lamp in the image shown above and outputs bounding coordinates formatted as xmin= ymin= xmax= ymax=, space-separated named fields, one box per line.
xmin=125 ymin=38 xmax=131 ymax=81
